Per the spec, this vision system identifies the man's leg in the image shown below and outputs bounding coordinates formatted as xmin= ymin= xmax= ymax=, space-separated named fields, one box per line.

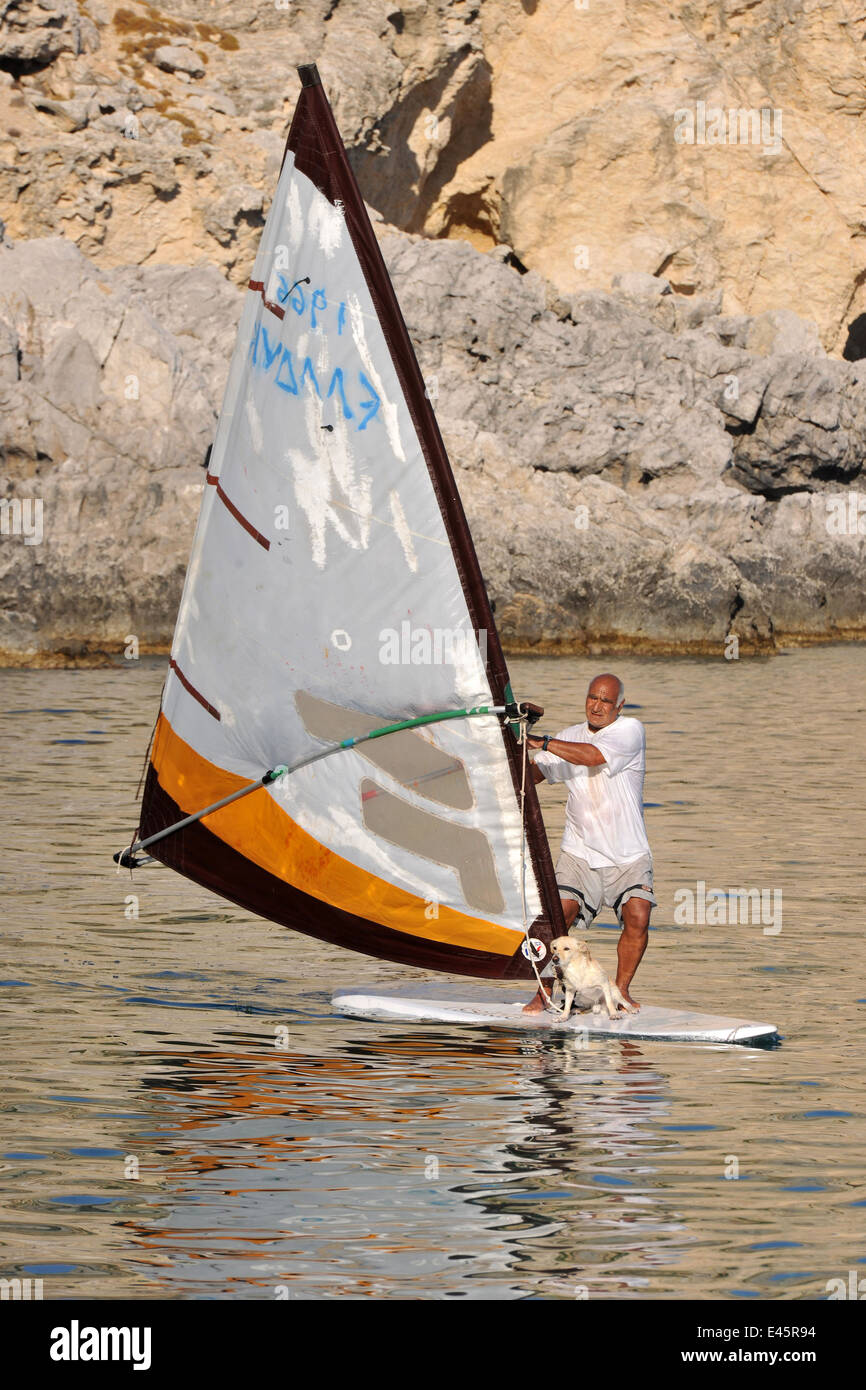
xmin=616 ymin=896 xmax=651 ymax=1010
xmin=560 ymin=898 xmax=580 ymax=930
xmin=522 ymin=897 xmax=580 ymax=1014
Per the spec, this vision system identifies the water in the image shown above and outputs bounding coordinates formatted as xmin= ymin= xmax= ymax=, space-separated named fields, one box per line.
xmin=0 ymin=648 xmax=863 ymax=1299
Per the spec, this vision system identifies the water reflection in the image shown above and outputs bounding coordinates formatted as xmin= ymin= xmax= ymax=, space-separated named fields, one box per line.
xmin=106 ymin=1030 xmax=693 ymax=1299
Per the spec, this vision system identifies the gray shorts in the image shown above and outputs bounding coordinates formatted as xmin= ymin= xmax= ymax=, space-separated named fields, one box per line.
xmin=555 ymin=850 xmax=656 ymax=932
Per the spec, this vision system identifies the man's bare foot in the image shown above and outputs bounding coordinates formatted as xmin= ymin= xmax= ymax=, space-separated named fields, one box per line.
xmin=523 ymin=987 xmax=552 ymax=1014
xmin=616 ymin=985 xmax=640 ymax=1012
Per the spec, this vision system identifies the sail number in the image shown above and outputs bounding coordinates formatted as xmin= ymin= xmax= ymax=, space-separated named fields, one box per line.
xmin=249 ymin=320 xmax=381 ymax=430
xmin=273 ymin=275 xmax=347 ymax=334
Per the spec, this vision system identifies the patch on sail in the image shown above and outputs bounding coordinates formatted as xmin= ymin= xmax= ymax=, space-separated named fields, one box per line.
xmin=295 ymin=691 xmax=473 ymax=810
xmin=360 ymin=779 xmax=505 ymax=916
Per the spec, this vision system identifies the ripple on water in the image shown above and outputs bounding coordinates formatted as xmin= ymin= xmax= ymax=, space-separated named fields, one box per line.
xmin=0 ymin=653 xmax=863 ymax=1298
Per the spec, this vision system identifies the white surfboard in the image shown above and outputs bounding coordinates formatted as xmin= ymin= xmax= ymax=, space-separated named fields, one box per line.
xmin=333 ymin=983 xmax=779 ymax=1045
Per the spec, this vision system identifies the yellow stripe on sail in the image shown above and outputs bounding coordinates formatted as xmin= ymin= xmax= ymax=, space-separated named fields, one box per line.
xmin=151 ymin=714 xmax=523 ymax=957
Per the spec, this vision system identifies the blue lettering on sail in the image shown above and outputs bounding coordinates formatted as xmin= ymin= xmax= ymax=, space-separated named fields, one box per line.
xmin=311 ymin=288 xmax=327 ymax=330
xmin=300 ymin=357 xmax=321 ymax=398
xmin=327 ymin=368 xmax=354 ymax=420
xmin=357 ymin=373 xmax=381 ymax=429
xmin=275 ymin=346 xmax=298 ymax=395
xmin=261 ymin=326 xmax=282 ymax=372
xmin=248 ymin=284 xmax=384 ymax=432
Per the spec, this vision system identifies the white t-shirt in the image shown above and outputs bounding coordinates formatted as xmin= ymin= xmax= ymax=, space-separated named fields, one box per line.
xmin=533 ymin=715 xmax=650 ymax=869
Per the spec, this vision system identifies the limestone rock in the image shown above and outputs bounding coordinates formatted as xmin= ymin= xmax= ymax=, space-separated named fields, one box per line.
xmin=610 ymin=272 xmax=672 ymax=301
xmin=0 ymin=236 xmax=240 ymax=663
xmin=2 ymin=0 xmax=866 ymax=355
xmin=727 ymin=355 xmax=866 ymax=496
xmin=425 ymin=1 xmax=866 ymax=354
xmin=379 ymin=234 xmax=866 ymax=652
xmin=151 ymin=44 xmax=205 ymax=78
xmin=0 ymin=0 xmax=466 ymax=283
xmin=744 ymin=310 xmax=824 ymax=360
xmin=204 ymin=182 xmax=265 ymax=249
xmin=0 ymin=0 xmax=98 ymax=69
xmin=2 ymin=232 xmax=865 ymax=665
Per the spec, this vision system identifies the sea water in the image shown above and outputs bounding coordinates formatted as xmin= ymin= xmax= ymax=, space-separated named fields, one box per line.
xmin=0 ymin=648 xmax=863 ymax=1299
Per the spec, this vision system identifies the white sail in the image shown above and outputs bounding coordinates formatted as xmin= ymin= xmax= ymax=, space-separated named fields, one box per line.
xmin=138 ymin=66 xmax=561 ymax=977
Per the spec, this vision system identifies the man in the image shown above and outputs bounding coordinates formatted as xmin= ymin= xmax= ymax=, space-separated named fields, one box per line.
xmin=523 ymin=673 xmax=655 ymax=1014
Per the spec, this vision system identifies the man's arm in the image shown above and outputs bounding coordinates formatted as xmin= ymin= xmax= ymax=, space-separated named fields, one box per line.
xmin=527 ymin=736 xmax=606 ymax=768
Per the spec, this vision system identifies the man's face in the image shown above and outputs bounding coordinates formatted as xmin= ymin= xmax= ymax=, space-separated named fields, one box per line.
xmin=585 ymin=678 xmax=623 ymax=731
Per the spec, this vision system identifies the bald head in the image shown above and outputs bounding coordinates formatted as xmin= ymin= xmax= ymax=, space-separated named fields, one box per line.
xmin=589 ymin=673 xmax=624 ymax=703
xmin=585 ymin=673 xmax=624 ymax=730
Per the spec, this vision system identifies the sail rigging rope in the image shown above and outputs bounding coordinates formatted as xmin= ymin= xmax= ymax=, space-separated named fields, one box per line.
xmin=516 ymin=711 xmax=566 ymax=1018
xmin=115 ymin=680 xmax=167 ymax=873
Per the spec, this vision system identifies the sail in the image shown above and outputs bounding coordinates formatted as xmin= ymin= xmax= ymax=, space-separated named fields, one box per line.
xmin=137 ymin=64 xmax=563 ymax=979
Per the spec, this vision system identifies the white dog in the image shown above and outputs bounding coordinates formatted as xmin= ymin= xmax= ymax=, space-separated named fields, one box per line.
xmin=550 ymin=936 xmax=638 ymax=1021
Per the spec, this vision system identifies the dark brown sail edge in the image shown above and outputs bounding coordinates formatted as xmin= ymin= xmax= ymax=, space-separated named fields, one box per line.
xmin=143 ymin=776 xmax=539 ymax=977
xmin=286 ymin=64 xmax=564 ymax=974
xmin=138 ymin=65 xmax=564 ymax=981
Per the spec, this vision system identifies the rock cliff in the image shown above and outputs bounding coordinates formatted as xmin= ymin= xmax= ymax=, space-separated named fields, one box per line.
xmin=3 ymin=1 xmax=866 ymax=350
xmin=2 ymin=232 xmax=863 ymax=664
xmin=2 ymin=0 xmax=865 ymax=663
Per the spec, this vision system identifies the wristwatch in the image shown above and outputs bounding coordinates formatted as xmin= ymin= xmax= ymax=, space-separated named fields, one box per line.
xmin=541 ymin=735 xmax=551 ymax=751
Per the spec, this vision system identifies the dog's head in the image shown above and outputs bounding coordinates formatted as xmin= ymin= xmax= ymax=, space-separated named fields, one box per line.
xmin=551 ymin=936 xmax=592 ymax=965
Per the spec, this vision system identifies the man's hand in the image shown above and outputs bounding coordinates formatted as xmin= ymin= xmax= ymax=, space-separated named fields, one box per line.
xmin=527 ymin=736 xmax=606 ymax=767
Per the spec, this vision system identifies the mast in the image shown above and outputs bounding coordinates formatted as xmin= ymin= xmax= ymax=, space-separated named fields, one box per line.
xmin=285 ymin=65 xmax=564 ymax=970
